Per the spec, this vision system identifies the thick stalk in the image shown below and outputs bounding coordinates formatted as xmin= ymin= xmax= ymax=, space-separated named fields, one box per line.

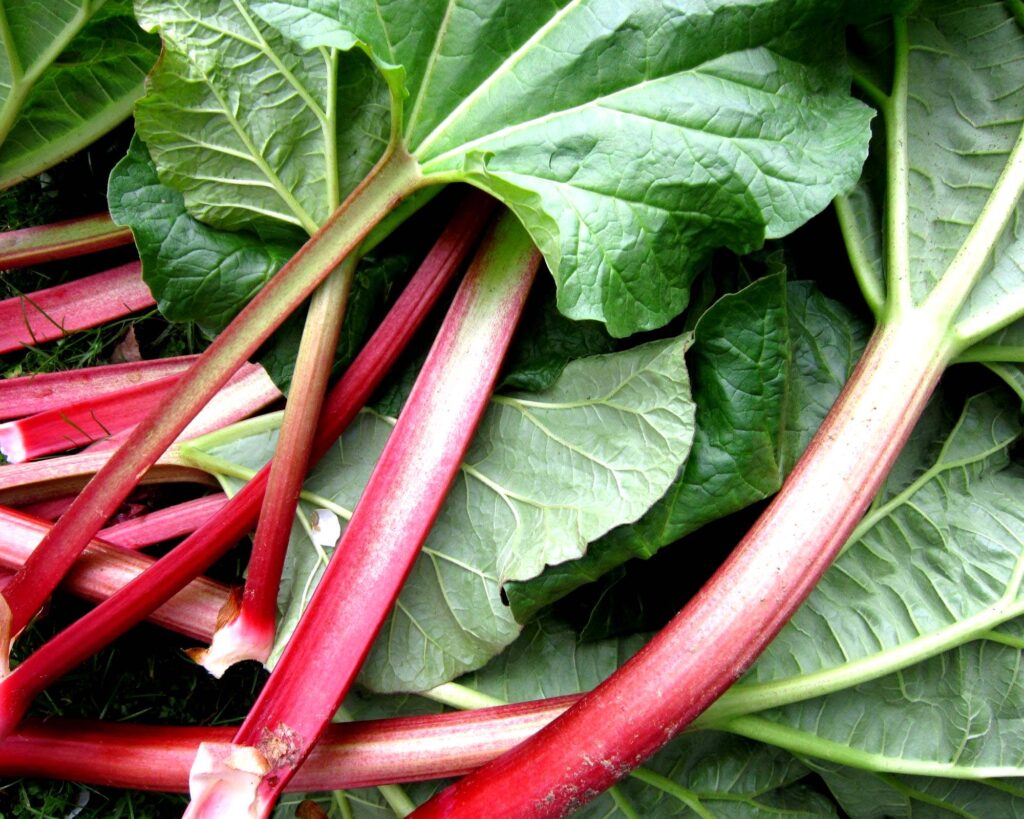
xmin=0 ymin=356 xmax=196 ymax=422
xmin=193 ymin=258 xmax=356 ymax=677
xmin=0 ymin=213 xmax=133 ymax=269
xmin=0 ymin=147 xmax=421 ymax=646
xmin=0 ymin=507 xmax=225 ymax=641
xmin=0 ymin=262 xmax=155 ymax=354
xmin=414 ymin=311 xmax=953 ymax=818
xmin=186 ymin=212 xmax=539 ymax=818
xmin=0 ymin=192 xmax=490 ymax=739
xmin=0 ymin=698 xmax=574 ymax=793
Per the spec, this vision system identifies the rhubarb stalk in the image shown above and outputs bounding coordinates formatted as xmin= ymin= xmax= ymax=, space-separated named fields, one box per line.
xmin=413 ymin=16 xmax=1024 ymax=816
xmin=0 ymin=213 xmax=133 ymax=269
xmin=0 ymin=261 xmax=155 ymax=354
xmin=0 ymin=146 xmax=422 ymax=655
xmin=0 ymin=192 xmax=490 ymax=739
xmin=192 ymin=257 xmax=357 ymax=677
xmin=185 ymin=210 xmax=539 ymax=818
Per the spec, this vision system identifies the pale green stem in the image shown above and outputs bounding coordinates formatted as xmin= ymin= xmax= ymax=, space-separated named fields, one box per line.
xmin=957 ymin=344 xmax=1024 ymax=363
xmin=954 ymin=285 xmax=1024 ymax=348
xmin=607 ymin=785 xmax=643 ymax=819
xmin=421 ymin=683 xmax=506 ymax=710
xmin=977 ymin=629 xmax=1024 ymax=648
xmin=628 ymin=769 xmax=715 ymax=819
xmin=378 ymin=785 xmax=416 ymax=817
xmin=849 ymin=62 xmax=890 ymax=112
xmin=985 ymin=362 xmax=1024 ymax=402
xmin=725 ymin=715 xmax=1024 ymax=778
xmin=884 ymin=17 xmax=914 ymax=313
xmin=324 ymin=47 xmax=341 ymax=211
xmin=835 ymin=194 xmax=885 ymax=317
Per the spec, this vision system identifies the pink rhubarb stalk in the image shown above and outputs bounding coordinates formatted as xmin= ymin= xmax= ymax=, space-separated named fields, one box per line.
xmin=413 ymin=316 xmax=952 ymax=818
xmin=0 ymin=191 xmax=490 ymax=739
xmin=0 ymin=697 xmax=574 ymax=793
xmin=0 ymin=506 xmax=225 ymax=641
xmin=0 ymin=261 xmax=155 ymax=354
xmin=97 ymin=494 xmax=227 ymax=550
xmin=191 ymin=258 xmax=357 ymax=677
xmin=0 ymin=356 xmax=196 ymax=421
xmin=186 ymin=211 xmax=539 ymax=818
xmin=86 ymin=361 xmax=283 ymax=453
xmin=0 ymin=147 xmax=421 ymax=653
xmin=0 ymin=213 xmax=133 ymax=270
xmin=0 ymin=445 xmax=211 ymax=507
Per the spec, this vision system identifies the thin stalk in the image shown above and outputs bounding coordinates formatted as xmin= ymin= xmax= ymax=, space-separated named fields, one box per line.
xmin=0 ymin=698 xmax=574 ymax=793
xmin=0 ymin=146 xmax=421 ymax=650
xmin=0 ymin=373 xmax=183 ymax=462
xmin=96 ymin=494 xmax=227 ymax=550
xmin=192 ymin=258 xmax=357 ymax=677
xmin=0 ymin=507 xmax=225 ymax=641
xmin=185 ymin=211 xmax=539 ymax=818
xmin=0 ymin=445 xmax=210 ymax=507
xmin=412 ymin=309 xmax=953 ymax=819
xmin=86 ymin=361 xmax=282 ymax=452
xmin=0 ymin=261 xmax=155 ymax=354
xmin=0 ymin=213 xmax=133 ymax=269
xmin=883 ymin=17 xmax=913 ymax=313
xmin=0 ymin=356 xmax=196 ymax=422
xmin=0 ymin=192 xmax=492 ymax=739
xmin=834 ymin=194 xmax=885 ymax=317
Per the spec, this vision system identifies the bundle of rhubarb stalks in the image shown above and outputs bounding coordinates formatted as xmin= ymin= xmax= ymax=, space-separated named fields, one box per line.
xmin=4 ymin=0 xmax=1024 ymax=817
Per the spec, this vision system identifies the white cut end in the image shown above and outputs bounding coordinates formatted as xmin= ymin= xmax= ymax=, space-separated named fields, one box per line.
xmin=0 ymin=423 xmax=26 ymax=464
xmin=184 ymin=741 xmax=269 ymax=819
xmin=189 ymin=612 xmax=273 ymax=679
xmin=309 ymin=508 xmax=341 ymax=548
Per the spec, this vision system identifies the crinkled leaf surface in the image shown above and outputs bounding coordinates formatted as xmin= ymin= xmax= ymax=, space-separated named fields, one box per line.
xmin=138 ymin=0 xmax=874 ymax=337
xmin=810 ymin=761 xmax=1024 ymax=819
xmin=506 ymin=276 xmax=868 ymax=619
xmin=108 ymin=136 xmax=297 ymax=334
xmin=705 ymin=389 xmax=1024 ymax=779
xmin=134 ymin=0 xmax=390 ymax=237
xmin=0 ymin=0 xmax=157 ymax=188
xmin=842 ymin=0 xmax=1024 ymax=343
xmin=185 ymin=335 xmax=694 ymax=690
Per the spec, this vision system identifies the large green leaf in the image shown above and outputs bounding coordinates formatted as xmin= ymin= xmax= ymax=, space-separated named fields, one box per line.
xmin=138 ymin=0 xmax=875 ymax=336
xmin=133 ymin=0 xmax=389 ymax=237
xmin=506 ymin=276 xmax=868 ymax=620
xmin=0 ymin=0 xmax=157 ymax=188
xmin=184 ymin=335 xmax=695 ymax=691
xmin=841 ymin=0 xmax=1024 ymax=347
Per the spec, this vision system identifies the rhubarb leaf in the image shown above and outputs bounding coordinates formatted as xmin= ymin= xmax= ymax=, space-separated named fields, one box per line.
xmin=714 ymin=389 xmax=1024 ymax=777
xmin=185 ymin=335 xmax=695 ymax=690
xmin=138 ymin=0 xmax=875 ymax=337
xmin=844 ymin=0 xmax=1024 ymax=342
xmin=108 ymin=136 xmax=297 ymax=334
xmin=0 ymin=0 xmax=157 ymax=188
xmin=506 ymin=276 xmax=867 ymax=620
xmin=810 ymin=761 xmax=1024 ymax=818
xmin=133 ymin=0 xmax=390 ymax=237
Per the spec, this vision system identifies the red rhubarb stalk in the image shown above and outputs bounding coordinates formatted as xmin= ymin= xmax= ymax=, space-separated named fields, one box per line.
xmin=97 ymin=494 xmax=227 ymax=550
xmin=0 ymin=146 xmax=421 ymax=653
xmin=87 ymin=362 xmax=282 ymax=453
xmin=0 ymin=261 xmax=155 ymax=354
xmin=0 ymin=356 xmax=196 ymax=421
xmin=0 ymin=213 xmax=133 ymax=270
xmin=413 ymin=317 xmax=951 ymax=818
xmin=0 ymin=506 xmax=225 ymax=641
xmin=192 ymin=258 xmax=357 ymax=677
xmin=0 ymin=697 xmax=574 ymax=794
xmin=0 ymin=193 xmax=489 ymax=738
xmin=185 ymin=210 xmax=539 ymax=818
xmin=0 ymin=445 xmax=211 ymax=507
